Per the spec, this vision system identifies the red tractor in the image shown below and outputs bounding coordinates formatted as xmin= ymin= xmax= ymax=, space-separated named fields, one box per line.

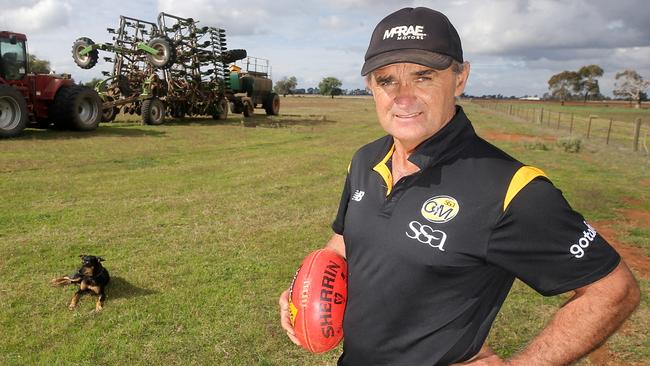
xmin=0 ymin=31 xmax=102 ymax=138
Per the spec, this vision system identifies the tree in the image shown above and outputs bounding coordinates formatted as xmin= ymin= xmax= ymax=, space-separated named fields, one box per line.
xmin=548 ymin=71 xmax=579 ymax=105
xmin=273 ymin=76 xmax=297 ymax=97
xmin=319 ymin=77 xmax=342 ymax=98
xmin=28 ymin=54 xmax=50 ymax=74
xmin=613 ymin=69 xmax=650 ymax=109
xmin=577 ymin=65 xmax=604 ymax=102
xmin=84 ymin=78 xmax=106 ymax=91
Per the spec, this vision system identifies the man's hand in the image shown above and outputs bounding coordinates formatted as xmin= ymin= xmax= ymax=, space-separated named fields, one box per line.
xmin=279 ymin=289 xmax=302 ymax=346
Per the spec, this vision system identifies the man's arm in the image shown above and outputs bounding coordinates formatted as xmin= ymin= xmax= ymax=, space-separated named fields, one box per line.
xmin=457 ymin=260 xmax=640 ymax=365
xmin=279 ymin=233 xmax=346 ymax=346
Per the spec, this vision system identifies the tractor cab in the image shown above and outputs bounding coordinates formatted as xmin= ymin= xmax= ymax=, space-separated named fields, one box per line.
xmin=0 ymin=32 xmax=28 ymax=81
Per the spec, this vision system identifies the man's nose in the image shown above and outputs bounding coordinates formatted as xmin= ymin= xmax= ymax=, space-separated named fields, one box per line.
xmin=393 ymin=82 xmax=418 ymax=105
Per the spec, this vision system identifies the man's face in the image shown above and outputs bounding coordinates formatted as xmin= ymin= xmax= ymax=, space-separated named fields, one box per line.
xmin=367 ymin=62 xmax=469 ymax=150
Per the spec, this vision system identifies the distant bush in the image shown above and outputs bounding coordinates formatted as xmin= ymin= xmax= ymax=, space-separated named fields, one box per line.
xmin=523 ymin=139 xmax=550 ymax=151
xmin=557 ymin=137 xmax=582 ymax=153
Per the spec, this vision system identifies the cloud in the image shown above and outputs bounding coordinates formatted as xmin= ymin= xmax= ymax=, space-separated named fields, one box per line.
xmin=438 ymin=0 xmax=650 ymax=58
xmin=0 ymin=0 xmax=72 ymax=32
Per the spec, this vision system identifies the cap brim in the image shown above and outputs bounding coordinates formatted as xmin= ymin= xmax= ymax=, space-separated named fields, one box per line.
xmin=361 ymin=49 xmax=453 ymax=76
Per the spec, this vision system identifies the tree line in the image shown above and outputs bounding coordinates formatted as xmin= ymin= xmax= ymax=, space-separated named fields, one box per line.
xmin=275 ymin=76 xmax=343 ymax=98
xmin=548 ymin=65 xmax=649 ymax=108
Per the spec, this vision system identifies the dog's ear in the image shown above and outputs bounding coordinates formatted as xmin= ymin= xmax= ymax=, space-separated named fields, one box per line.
xmin=98 ymin=257 xmax=105 ymax=262
xmin=79 ymin=254 xmax=86 ymax=259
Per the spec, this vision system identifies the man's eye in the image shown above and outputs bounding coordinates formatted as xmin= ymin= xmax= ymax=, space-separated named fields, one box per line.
xmin=377 ymin=79 xmax=395 ymax=87
xmin=416 ymin=76 xmax=432 ymax=82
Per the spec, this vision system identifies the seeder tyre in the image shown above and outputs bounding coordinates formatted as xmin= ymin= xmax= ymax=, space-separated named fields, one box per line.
xmin=146 ymin=37 xmax=175 ymax=69
xmin=142 ymin=98 xmax=165 ymax=125
xmin=72 ymin=37 xmax=99 ymax=69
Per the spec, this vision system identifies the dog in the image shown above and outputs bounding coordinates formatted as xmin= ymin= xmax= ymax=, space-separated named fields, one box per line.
xmin=51 ymin=255 xmax=110 ymax=312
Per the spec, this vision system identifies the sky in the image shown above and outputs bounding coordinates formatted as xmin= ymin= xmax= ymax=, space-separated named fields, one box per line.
xmin=1 ymin=0 xmax=649 ymax=97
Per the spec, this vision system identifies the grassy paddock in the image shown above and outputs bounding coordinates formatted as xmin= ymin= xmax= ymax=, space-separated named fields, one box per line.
xmin=0 ymin=96 xmax=648 ymax=365
xmin=471 ymin=99 xmax=650 ymax=152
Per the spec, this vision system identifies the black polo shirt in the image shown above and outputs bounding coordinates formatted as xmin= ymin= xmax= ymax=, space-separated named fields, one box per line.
xmin=332 ymin=106 xmax=620 ymax=366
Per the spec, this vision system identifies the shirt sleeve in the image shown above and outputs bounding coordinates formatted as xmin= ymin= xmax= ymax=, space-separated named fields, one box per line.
xmin=486 ymin=178 xmax=620 ymax=296
xmin=331 ymin=172 xmax=351 ymax=235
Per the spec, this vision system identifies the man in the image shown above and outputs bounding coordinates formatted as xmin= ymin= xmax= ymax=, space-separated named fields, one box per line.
xmin=279 ymin=7 xmax=639 ymax=365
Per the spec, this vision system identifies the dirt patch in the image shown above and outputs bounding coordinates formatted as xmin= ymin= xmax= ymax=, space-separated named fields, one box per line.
xmin=482 ymin=131 xmax=556 ymax=143
xmin=591 ymin=205 xmax=650 ymax=281
xmin=640 ymin=180 xmax=650 ymax=187
xmin=587 ymin=342 xmax=644 ymax=366
xmin=620 ymin=209 xmax=650 ymax=229
xmin=622 ymin=197 xmax=643 ymax=206
xmin=592 ymin=222 xmax=650 ymax=280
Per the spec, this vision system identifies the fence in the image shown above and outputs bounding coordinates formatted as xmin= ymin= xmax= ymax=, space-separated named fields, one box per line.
xmin=470 ymin=100 xmax=649 ymax=154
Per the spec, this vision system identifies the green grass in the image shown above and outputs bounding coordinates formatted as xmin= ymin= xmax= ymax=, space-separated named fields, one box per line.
xmin=0 ymin=96 xmax=648 ymax=365
xmin=472 ymin=100 xmax=650 ymax=150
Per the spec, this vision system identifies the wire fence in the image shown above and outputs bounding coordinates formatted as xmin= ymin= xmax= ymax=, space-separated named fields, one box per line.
xmin=470 ymin=100 xmax=650 ymax=154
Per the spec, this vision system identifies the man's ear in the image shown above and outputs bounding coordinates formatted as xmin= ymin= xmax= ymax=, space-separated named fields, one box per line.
xmin=454 ymin=61 xmax=471 ymax=97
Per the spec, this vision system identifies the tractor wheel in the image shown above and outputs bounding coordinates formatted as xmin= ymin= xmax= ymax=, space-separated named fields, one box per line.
xmin=264 ymin=92 xmax=280 ymax=115
xmin=72 ymin=37 xmax=99 ymax=69
xmin=242 ymin=99 xmax=254 ymax=117
xmin=0 ymin=84 xmax=28 ymax=138
xmin=146 ymin=37 xmax=175 ymax=69
xmin=213 ymin=98 xmax=228 ymax=120
xmin=142 ymin=98 xmax=165 ymax=125
xmin=51 ymin=85 xmax=102 ymax=131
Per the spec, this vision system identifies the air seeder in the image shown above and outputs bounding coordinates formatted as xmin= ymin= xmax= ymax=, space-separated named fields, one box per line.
xmin=72 ymin=12 xmax=279 ymax=125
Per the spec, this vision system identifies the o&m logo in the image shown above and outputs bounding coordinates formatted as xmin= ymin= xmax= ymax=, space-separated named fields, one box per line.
xmin=421 ymin=195 xmax=459 ymax=224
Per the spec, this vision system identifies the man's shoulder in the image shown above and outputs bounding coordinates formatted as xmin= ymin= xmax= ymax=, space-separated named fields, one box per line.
xmin=350 ymin=135 xmax=393 ymax=166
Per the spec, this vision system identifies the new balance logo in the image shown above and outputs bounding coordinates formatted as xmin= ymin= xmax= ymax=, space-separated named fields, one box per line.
xmin=383 ymin=25 xmax=426 ymax=40
xmin=351 ymin=190 xmax=365 ymax=202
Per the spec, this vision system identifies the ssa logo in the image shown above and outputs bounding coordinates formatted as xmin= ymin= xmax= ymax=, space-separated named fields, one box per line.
xmin=421 ymin=195 xmax=460 ymax=224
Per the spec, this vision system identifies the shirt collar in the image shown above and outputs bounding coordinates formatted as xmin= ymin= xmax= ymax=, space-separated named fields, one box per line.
xmin=407 ymin=106 xmax=475 ymax=169
xmin=372 ymin=106 xmax=475 ymax=196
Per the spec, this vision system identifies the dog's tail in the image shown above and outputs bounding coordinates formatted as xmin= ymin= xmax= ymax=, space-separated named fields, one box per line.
xmin=50 ymin=276 xmax=79 ymax=286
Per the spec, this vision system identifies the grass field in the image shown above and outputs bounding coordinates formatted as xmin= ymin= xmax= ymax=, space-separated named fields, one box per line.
xmin=471 ymin=99 xmax=650 ymax=152
xmin=1 ymin=97 xmax=648 ymax=365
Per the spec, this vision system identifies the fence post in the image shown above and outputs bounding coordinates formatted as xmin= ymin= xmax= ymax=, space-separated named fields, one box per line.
xmin=606 ymin=118 xmax=613 ymax=145
xmin=557 ymin=112 xmax=561 ymax=129
xmin=633 ymin=117 xmax=642 ymax=152
xmin=539 ymin=108 xmax=544 ymax=124
xmin=570 ymin=113 xmax=574 ymax=134
xmin=587 ymin=115 xmax=597 ymax=139
xmin=509 ymin=104 xmax=513 ymax=115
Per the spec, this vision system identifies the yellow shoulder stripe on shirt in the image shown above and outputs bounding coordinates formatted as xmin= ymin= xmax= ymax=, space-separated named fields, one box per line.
xmin=373 ymin=144 xmax=395 ymax=196
xmin=503 ymin=166 xmax=548 ymax=212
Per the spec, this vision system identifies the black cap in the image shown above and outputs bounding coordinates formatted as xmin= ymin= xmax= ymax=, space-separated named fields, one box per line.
xmin=361 ymin=7 xmax=463 ymax=76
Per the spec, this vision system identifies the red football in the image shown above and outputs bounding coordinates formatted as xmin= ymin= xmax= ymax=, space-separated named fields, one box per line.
xmin=289 ymin=248 xmax=348 ymax=353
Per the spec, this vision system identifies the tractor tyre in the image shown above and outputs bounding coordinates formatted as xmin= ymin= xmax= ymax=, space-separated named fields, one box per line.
xmin=146 ymin=37 xmax=175 ymax=69
xmin=242 ymin=99 xmax=254 ymax=117
xmin=264 ymin=92 xmax=280 ymax=115
xmin=213 ymin=98 xmax=228 ymax=120
xmin=142 ymin=98 xmax=165 ymax=125
xmin=0 ymin=84 xmax=28 ymax=138
xmin=52 ymin=85 xmax=102 ymax=131
xmin=72 ymin=37 xmax=99 ymax=69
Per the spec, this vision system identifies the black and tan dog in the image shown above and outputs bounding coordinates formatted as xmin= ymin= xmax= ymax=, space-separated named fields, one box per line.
xmin=51 ymin=255 xmax=110 ymax=312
